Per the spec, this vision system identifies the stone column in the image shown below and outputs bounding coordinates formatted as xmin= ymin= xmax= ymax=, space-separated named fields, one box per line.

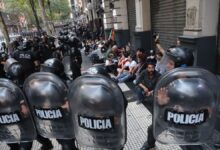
xmin=112 ymin=0 xmax=129 ymax=47
xmin=134 ymin=0 xmax=151 ymax=52
xmin=179 ymin=0 xmax=220 ymax=72
xmin=102 ymin=0 xmax=113 ymax=39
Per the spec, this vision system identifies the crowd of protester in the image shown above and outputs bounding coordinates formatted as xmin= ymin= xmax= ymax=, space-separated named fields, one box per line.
xmin=81 ymin=32 xmax=170 ymax=106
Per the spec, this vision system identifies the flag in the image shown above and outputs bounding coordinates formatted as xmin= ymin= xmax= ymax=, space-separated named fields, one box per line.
xmin=108 ymin=28 xmax=115 ymax=41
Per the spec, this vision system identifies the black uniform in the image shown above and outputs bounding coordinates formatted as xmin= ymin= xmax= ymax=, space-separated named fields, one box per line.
xmin=12 ymin=49 xmax=36 ymax=78
xmin=0 ymin=52 xmax=7 ymax=78
xmin=38 ymin=43 xmax=53 ymax=63
xmin=70 ymin=48 xmax=82 ymax=80
xmin=141 ymin=46 xmax=196 ymax=150
xmin=41 ymin=58 xmax=78 ymax=150
xmin=6 ymin=62 xmax=53 ymax=150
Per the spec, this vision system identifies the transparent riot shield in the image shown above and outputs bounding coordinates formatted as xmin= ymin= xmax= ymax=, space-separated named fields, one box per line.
xmin=23 ymin=72 xmax=74 ymax=139
xmin=68 ymin=74 xmax=127 ymax=149
xmin=0 ymin=79 xmax=36 ymax=143
xmin=86 ymin=64 xmax=110 ymax=78
xmin=153 ymin=67 xmax=220 ymax=145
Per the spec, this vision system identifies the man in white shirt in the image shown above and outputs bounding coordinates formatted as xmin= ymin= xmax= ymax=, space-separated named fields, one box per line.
xmin=115 ymin=54 xmax=137 ymax=83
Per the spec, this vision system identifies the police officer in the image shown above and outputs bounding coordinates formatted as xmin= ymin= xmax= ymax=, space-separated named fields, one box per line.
xmin=69 ymin=47 xmax=82 ymax=80
xmin=59 ymin=35 xmax=82 ymax=80
xmin=40 ymin=58 xmax=78 ymax=150
xmin=140 ymin=46 xmax=194 ymax=150
xmin=6 ymin=62 xmax=32 ymax=150
xmin=32 ymin=36 xmax=42 ymax=71
xmin=0 ymin=52 xmax=8 ymax=78
xmin=41 ymin=58 xmax=69 ymax=81
xmin=39 ymin=35 xmax=54 ymax=62
xmin=6 ymin=62 xmax=54 ymax=150
xmin=11 ymin=40 xmax=37 ymax=78
xmin=0 ymin=77 xmax=35 ymax=150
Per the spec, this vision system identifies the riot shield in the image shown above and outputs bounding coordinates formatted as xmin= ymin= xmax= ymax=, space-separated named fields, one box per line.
xmin=68 ymin=74 xmax=127 ymax=149
xmin=153 ymin=67 xmax=220 ymax=145
xmin=85 ymin=64 xmax=110 ymax=78
xmin=0 ymin=79 xmax=36 ymax=143
xmin=23 ymin=72 xmax=74 ymax=139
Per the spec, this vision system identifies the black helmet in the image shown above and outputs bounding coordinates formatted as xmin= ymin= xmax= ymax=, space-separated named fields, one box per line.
xmin=41 ymin=58 xmax=64 ymax=76
xmin=86 ymin=65 xmax=110 ymax=78
xmin=7 ymin=62 xmax=25 ymax=82
xmin=166 ymin=47 xmax=194 ymax=68
xmin=0 ymin=52 xmax=8 ymax=62
xmin=22 ymin=40 xmax=33 ymax=50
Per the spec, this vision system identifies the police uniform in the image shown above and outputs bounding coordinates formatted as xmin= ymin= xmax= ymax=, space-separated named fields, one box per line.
xmin=38 ymin=42 xmax=53 ymax=62
xmin=5 ymin=62 xmax=53 ymax=150
xmin=0 ymin=52 xmax=7 ymax=78
xmin=24 ymin=58 xmax=78 ymax=150
xmin=141 ymin=47 xmax=195 ymax=150
xmin=70 ymin=49 xmax=82 ymax=80
xmin=12 ymin=49 xmax=36 ymax=78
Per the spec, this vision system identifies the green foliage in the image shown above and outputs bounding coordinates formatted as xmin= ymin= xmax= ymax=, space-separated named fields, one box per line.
xmin=47 ymin=0 xmax=71 ymax=20
xmin=3 ymin=0 xmax=71 ymax=25
xmin=4 ymin=0 xmax=39 ymax=25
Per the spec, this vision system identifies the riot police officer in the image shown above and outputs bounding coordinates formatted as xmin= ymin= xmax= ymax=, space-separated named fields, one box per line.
xmin=69 ymin=47 xmax=82 ymax=80
xmin=11 ymin=40 xmax=37 ymax=78
xmin=140 ymin=46 xmax=194 ymax=150
xmin=6 ymin=63 xmax=32 ymax=150
xmin=0 ymin=78 xmax=36 ymax=150
xmin=41 ymin=58 xmax=69 ymax=81
xmin=5 ymin=61 xmax=54 ymax=150
xmin=69 ymin=74 xmax=127 ymax=150
xmin=31 ymin=58 xmax=77 ymax=150
xmin=0 ymin=52 xmax=8 ymax=78
xmin=39 ymin=35 xmax=54 ymax=62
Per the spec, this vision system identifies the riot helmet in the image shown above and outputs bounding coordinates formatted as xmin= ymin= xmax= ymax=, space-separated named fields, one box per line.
xmin=4 ymin=58 xmax=18 ymax=73
xmin=48 ymin=36 xmax=55 ymax=45
xmin=41 ymin=58 xmax=64 ymax=77
xmin=7 ymin=62 xmax=25 ymax=84
xmin=69 ymin=36 xmax=81 ymax=48
xmin=86 ymin=65 xmax=110 ymax=78
xmin=166 ymin=47 xmax=194 ymax=68
xmin=0 ymin=52 xmax=8 ymax=62
xmin=22 ymin=40 xmax=33 ymax=51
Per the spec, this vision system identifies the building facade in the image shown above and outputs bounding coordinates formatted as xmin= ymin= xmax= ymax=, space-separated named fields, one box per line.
xmin=102 ymin=0 xmax=220 ymax=132
xmin=100 ymin=0 xmax=220 ymax=74
xmin=77 ymin=0 xmax=220 ymax=75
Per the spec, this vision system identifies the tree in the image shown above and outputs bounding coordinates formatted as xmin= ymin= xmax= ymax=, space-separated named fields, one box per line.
xmin=29 ymin=0 xmax=41 ymax=32
xmin=3 ymin=0 xmax=71 ymax=33
xmin=49 ymin=0 xmax=71 ymax=21
xmin=0 ymin=11 xmax=10 ymax=45
xmin=4 ymin=0 xmax=37 ymax=26
xmin=37 ymin=0 xmax=53 ymax=35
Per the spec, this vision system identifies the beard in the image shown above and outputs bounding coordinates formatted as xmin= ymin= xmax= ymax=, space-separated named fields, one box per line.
xmin=148 ymin=71 xmax=154 ymax=76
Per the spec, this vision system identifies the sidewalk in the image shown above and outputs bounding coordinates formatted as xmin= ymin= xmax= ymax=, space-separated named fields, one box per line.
xmin=0 ymin=102 xmax=183 ymax=150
